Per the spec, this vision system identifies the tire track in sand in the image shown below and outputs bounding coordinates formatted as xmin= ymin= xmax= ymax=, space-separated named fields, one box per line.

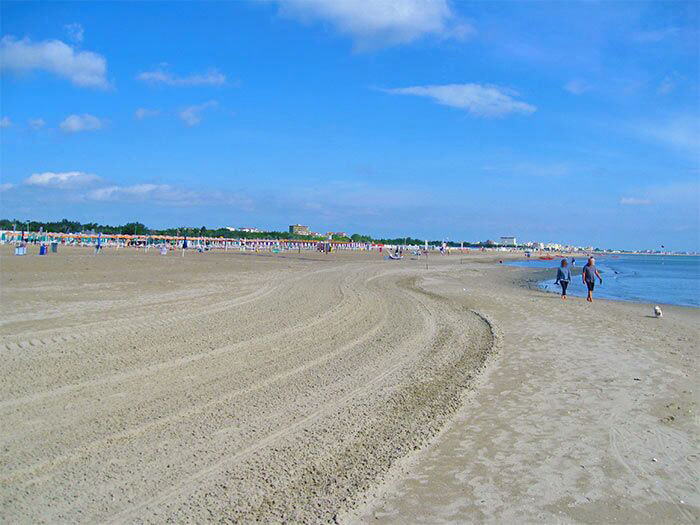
xmin=0 ymin=267 xmax=355 ymax=410
xmin=2 ymin=280 xmax=389 ymax=485
xmin=105 ymin=289 xmax=439 ymax=524
xmin=0 ymin=258 xmax=495 ymax=524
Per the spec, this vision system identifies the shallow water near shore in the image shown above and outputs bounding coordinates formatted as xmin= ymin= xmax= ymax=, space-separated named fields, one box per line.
xmin=509 ymin=254 xmax=700 ymax=307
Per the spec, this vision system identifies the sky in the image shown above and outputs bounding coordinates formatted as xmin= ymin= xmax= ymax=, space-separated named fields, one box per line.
xmin=1 ymin=1 xmax=698 ymax=250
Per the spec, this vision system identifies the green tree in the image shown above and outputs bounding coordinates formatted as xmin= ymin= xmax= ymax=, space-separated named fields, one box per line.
xmin=122 ymin=222 xmax=146 ymax=235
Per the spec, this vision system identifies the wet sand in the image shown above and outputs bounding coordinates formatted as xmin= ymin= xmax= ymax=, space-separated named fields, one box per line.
xmin=0 ymin=247 xmax=697 ymax=523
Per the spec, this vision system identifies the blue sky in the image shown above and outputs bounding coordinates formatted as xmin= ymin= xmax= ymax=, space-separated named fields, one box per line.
xmin=1 ymin=1 xmax=698 ymax=250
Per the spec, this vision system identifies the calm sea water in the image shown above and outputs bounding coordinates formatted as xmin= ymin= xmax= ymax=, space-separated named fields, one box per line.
xmin=509 ymin=254 xmax=700 ymax=308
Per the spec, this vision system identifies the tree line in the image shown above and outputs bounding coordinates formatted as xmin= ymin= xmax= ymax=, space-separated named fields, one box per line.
xmin=0 ymin=218 xmax=489 ymax=247
xmin=0 ymin=219 xmax=324 ymax=240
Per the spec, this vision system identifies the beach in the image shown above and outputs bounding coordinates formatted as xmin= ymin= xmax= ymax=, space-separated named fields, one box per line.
xmin=351 ymin=258 xmax=699 ymax=523
xmin=1 ymin=247 xmax=697 ymax=523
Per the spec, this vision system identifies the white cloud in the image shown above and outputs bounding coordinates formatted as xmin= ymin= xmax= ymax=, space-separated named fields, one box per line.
xmin=283 ymin=179 xmax=431 ymax=219
xmin=87 ymin=183 xmax=204 ymax=205
xmin=137 ymin=69 xmax=226 ymax=86
xmin=657 ymin=75 xmax=679 ymax=95
xmin=64 ymin=23 xmax=84 ymax=44
xmin=620 ymin=197 xmax=651 ymax=206
xmin=134 ymin=108 xmax=160 ymax=119
xmin=29 ymin=118 xmax=46 ymax=129
xmin=631 ymin=27 xmax=678 ymax=43
xmin=179 ymin=100 xmax=218 ymax=126
xmin=658 ymin=77 xmax=674 ymax=95
xmin=84 ymin=182 xmax=255 ymax=208
xmin=645 ymin=182 xmax=700 ymax=205
xmin=8 ymin=170 xmax=254 ymax=210
xmin=481 ymin=162 xmax=570 ymax=178
xmin=60 ymin=113 xmax=104 ymax=133
xmin=619 ymin=182 xmax=700 ymax=210
xmin=564 ymin=79 xmax=591 ymax=95
xmin=89 ymin=184 xmax=162 ymax=200
xmin=25 ymin=171 xmax=101 ymax=188
xmin=383 ymin=83 xmax=536 ymax=117
xmin=0 ymin=116 xmax=11 ymax=128
xmin=275 ymin=0 xmax=473 ymax=48
xmin=634 ymin=115 xmax=700 ymax=153
xmin=0 ymin=36 xmax=108 ymax=88
xmin=513 ymin=162 xmax=569 ymax=177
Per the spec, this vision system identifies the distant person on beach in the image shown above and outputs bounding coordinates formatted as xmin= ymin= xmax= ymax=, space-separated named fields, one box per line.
xmin=582 ymin=257 xmax=603 ymax=302
xmin=571 ymin=257 xmax=576 ymax=266
xmin=555 ymin=259 xmax=572 ymax=299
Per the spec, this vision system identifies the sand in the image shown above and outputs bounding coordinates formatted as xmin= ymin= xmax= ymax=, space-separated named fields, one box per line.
xmin=351 ymin=259 xmax=699 ymax=524
xmin=0 ymin=246 xmax=697 ymax=523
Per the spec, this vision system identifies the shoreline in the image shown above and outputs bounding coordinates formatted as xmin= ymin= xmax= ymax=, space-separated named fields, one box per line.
xmin=353 ymin=256 xmax=699 ymax=523
xmin=513 ymin=264 xmax=700 ymax=310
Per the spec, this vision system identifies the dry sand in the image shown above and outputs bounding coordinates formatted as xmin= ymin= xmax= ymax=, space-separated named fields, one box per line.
xmin=0 ymin=246 xmax=697 ymax=523
xmin=0 ymin=246 xmax=492 ymax=523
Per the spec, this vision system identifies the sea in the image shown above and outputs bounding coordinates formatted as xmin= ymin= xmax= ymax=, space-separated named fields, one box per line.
xmin=509 ymin=254 xmax=700 ymax=308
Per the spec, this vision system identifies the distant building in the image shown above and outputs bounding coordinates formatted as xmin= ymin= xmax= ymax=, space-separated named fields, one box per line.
xmin=289 ymin=224 xmax=311 ymax=236
xmin=226 ymin=227 xmax=261 ymax=233
xmin=500 ymin=236 xmax=517 ymax=246
xmin=484 ymin=240 xmax=497 ymax=246
xmin=326 ymin=231 xmax=348 ymax=238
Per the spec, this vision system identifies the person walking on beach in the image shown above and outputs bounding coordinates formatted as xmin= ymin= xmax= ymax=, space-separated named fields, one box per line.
xmin=555 ymin=259 xmax=572 ymax=299
xmin=582 ymin=257 xmax=603 ymax=302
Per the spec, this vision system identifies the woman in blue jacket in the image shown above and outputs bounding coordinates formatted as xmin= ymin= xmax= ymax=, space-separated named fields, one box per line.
xmin=555 ymin=259 xmax=572 ymax=300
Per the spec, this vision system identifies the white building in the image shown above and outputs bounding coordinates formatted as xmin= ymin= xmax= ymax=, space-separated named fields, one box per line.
xmin=226 ymin=227 xmax=261 ymax=233
xmin=500 ymin=236 xmax=517 ymax=246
